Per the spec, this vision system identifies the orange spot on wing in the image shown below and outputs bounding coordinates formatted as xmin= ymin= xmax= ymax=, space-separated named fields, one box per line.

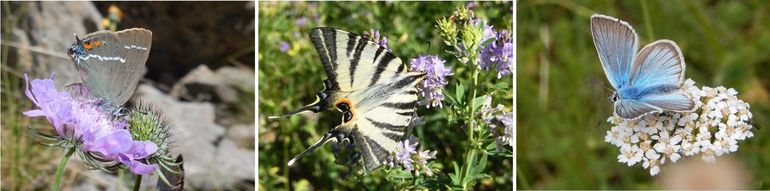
xmin=93 ymin=41 xmax=102 ymax=47
xmin=83 ymin=41 xmax=93 ymax=49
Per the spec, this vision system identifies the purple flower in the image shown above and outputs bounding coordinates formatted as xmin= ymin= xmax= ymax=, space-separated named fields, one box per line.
xmin=387 ymin=136 xmax=438 ymax=176
xmin=472 ymin=19 xmax=496 ymax=44
xmin=389 ymin=139 xmax=418 ymax=170
xmin=479 ymin=30 xmax=513 ymax=78
xmin=279 ymin=41 xmax=290 ymax=52
xmin=294 ymin=17 xmax=308 ymax=28
xmin=364 ymin=29 xmax=388 ymax=49
xmin=23 ymin=74 xmax=158 ymax=175
xmin=23 ymin=74 xmax=75 ymax=137
xmin=410 ymin=56 xmax=452 ymax=108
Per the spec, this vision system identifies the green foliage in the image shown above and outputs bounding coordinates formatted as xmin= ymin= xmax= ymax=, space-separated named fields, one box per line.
xmin=259 ymin=1 xmax=512 ymax=190
xmin=518 ymin=0 xmax=770 ymax=189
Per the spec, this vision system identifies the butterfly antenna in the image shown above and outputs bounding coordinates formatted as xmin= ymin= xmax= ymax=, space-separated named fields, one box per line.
xmin=287 ymin=131 xmax=338 ymax=166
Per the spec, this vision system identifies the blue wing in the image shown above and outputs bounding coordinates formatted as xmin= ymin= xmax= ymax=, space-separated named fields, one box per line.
xmin=615 ymin=90 xmax=695 ymax=119
xmin=590 ymin=14 xmax=638 ymax=90
xmin=615 ymin=99 xmax=658 ymax=120
xmin=628 ymin=40 xmax=685 ymax=89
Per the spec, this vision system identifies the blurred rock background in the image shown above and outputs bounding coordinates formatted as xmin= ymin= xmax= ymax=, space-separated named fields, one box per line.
xmin=1 ymin=1 xmax=255 ymax=190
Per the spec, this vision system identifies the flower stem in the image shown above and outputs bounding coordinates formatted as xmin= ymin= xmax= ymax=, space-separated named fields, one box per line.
xmin=133 ymin=175 xmax=142 ymax=191
xmin=462 ymin=57 xmax=481 ymax=189
xmin=52 ymin=148 xmax=75 ymax=191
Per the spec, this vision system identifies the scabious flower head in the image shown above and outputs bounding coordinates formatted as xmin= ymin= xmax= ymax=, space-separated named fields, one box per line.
xmin=387 ymin=136 xmax=437 ymax=176
xmin=409 ymin=55 xmax=452 ymax=108
xmin=604 ymin=79 xmax=755 ymax=176
xmin=23 ymin=74 xmax=159 ymax=175
xmin=279 ymin=41 xmax=290 ymax=52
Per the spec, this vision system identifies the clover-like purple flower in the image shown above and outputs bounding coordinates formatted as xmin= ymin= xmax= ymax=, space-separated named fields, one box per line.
xmin=295 ymin=17 xmax=308 ymax=28
xmin=389 ymin=139 xmax=418 ymax=171
xmin=387 ymin=136 xmax=438 ymax=176
xmin=23 ymin=74 xmax=158 ymax=175
xmin=279 ymin=41 xmax=290 ymax=52
xmin=364 ymin=29 xmax=388 ymax=49
xmin=410 ymin=55 xmax=452 ymax=108
xmin=479 ymin=30 xmax=513 ymax=78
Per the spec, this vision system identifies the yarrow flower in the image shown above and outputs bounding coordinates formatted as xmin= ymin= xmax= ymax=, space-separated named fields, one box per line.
xmin=364 ymin=29 xmax=388 ymax=49
xmin=387 ymin=136 xmax=437 ymax=176
xmin=604 ymin=79 xmax=755 ymax=176
xmin=410 ymin=55 xmax=452 ymax=108
xmin=23 ymin=74 xmax=158 ymax=175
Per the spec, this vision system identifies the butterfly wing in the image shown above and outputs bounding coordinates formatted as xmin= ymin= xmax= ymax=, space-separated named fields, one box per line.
xmin=309 ymin=27 xmax=408 ymax=92
xmin=615 ymin=99 xmax=658 ymax=119
xmin=629 ymin=40 xmax=685 ymax=89
xmin=347 ymin=73 xmax=422 ymax=171
xmin=73 ymin=28 xmax=151 ymax=107
xmin=622 ymin=40 xmax=695 ymax=115
xmin=615 ymin=89 xmax=694 ymax=119
xmin=590 ymin=14 xmax=638 ymax=90
xmin=285 ymin=28 xmax=425 ymax=172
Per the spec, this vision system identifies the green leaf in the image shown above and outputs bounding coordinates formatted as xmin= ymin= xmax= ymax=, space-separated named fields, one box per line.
xmin=479 ymin=37 xmax=497 ymax=48
xmin=449 ymin=162 xmax=462 ymax=185
xmin=387 ymin=170 xmax=414 ymax=179
xmin=472 ymin=96 xmax=486 ymax=112
xmin=485 ymin=141 xmax=497 ymax=151
xmin=477 ymin=153 xmax=488 ymax=172
xmin=493 ymin=81 xmax=509 ymax=90
xmin=444 ymin=89 xmax=458 ymax=105
xmin=455 ymin=83 xmax=465 ymax=105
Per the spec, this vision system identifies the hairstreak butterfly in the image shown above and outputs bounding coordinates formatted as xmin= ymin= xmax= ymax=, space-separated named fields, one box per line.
xmin=66 ymin=28 xmax=152 ymax=110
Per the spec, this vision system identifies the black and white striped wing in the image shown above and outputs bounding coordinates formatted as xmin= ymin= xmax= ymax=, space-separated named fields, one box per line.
xmin=348 ymin=73 xmax=422 ymax=171
xmin=310 ymin=27 xmax=409 ymax=91
xmin=284 ymin=28 xmax=425 ymax=172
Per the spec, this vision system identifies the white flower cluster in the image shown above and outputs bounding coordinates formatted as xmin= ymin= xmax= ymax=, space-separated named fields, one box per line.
xmin=604 ymin=79 xmax=755 ymax=176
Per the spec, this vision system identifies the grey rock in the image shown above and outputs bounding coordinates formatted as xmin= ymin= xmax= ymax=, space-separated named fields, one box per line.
xmin=11 ymin=1 xmax=104 ymax=88
xmin=170 ymin=65 xmax=239 ymax=103
xmin=215 ymin=66 xmax=255 ymax=92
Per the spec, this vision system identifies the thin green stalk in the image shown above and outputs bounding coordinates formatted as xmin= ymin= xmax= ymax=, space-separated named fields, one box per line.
xmin=133 ymin=175 xmax=142 ymax=191
xmin=640 ymin=0 xmax=655 ymax=40
xmin=516 ymin=161 xmax=530 ymax=189
xmin=52 ymin=148 xmax=76 ymax=191
xmin=462 ymin=56 xmax=481 ymax=189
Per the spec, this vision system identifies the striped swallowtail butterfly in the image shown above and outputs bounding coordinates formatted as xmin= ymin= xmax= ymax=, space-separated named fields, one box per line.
xmin=270 ymin=27 xmax=425 ymax=171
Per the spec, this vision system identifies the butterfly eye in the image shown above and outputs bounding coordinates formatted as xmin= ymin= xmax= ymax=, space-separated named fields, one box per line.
xmin=609 ymin=94 xmax=619 ymax=103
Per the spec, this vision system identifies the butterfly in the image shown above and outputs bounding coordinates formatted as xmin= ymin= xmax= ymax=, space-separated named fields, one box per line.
xmin=66 ymin=28 xmax=152 ymax=110
xmin=270 ymin=27 xmax=425 ymax=171
xmin=590 ymin=14 xmax=695 ymax=119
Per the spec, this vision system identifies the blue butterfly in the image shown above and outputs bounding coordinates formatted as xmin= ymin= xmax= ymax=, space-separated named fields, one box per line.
xmin=590 ymin=14 xmax=695 ymax=119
